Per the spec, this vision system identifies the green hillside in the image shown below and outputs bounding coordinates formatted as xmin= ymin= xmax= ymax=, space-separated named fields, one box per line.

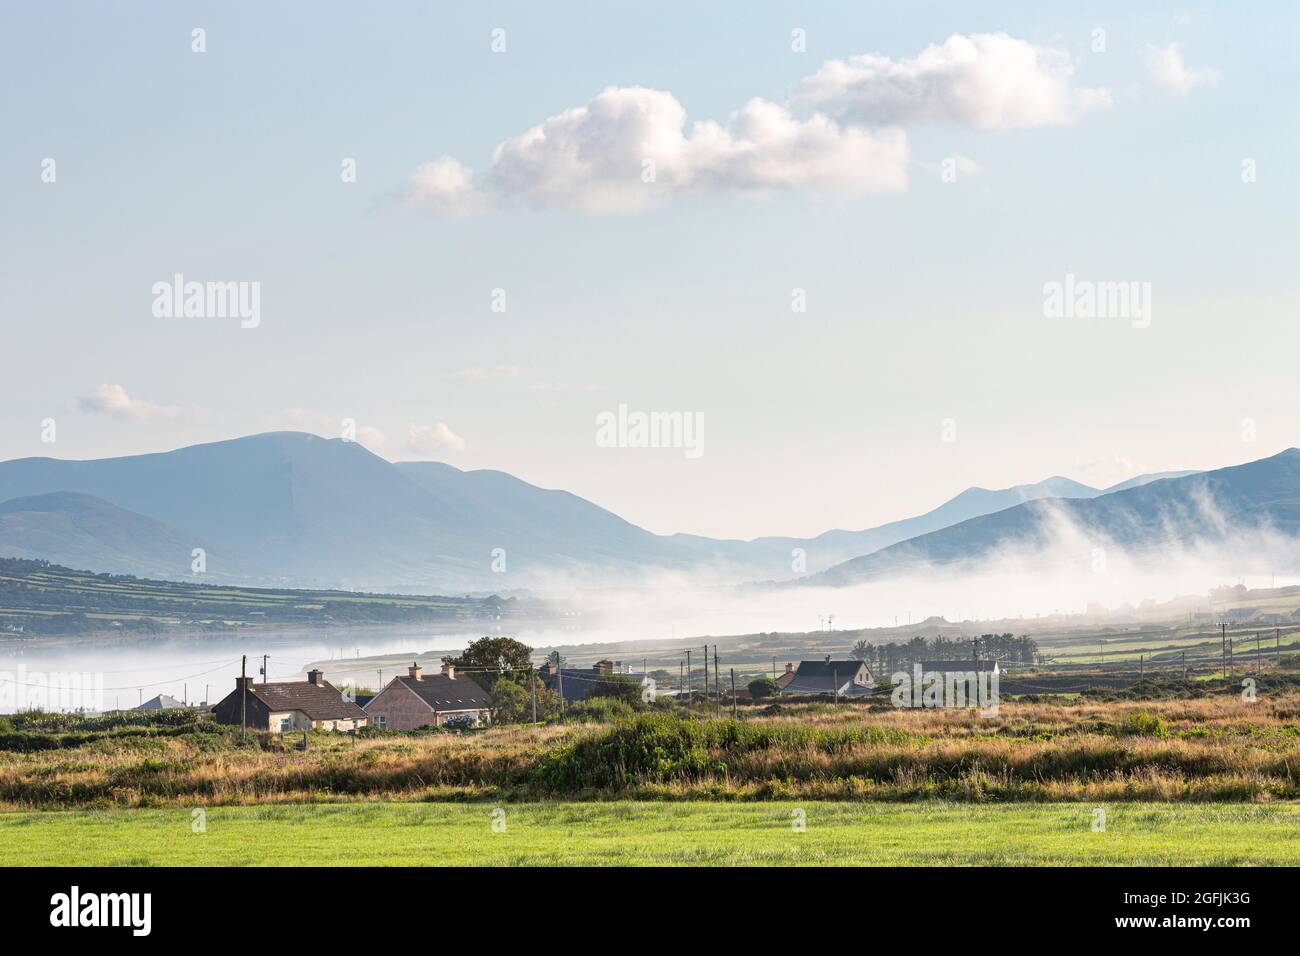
xmin=0 ymin=557 xmax=524 ymax=637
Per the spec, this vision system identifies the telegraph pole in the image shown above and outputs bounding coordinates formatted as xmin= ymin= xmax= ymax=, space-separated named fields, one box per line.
xmin=240 ymin=655 xmax=247 ymax=739
xmin=730 ymin=668 xmax=737 ymax=718
xmin=1221 ymin=623 xmax=1227 ymax=679
xmin=262 ymin=654 xmax=269 ymax=685
xmin=686 ymin=650 xmax=691 ymax=703
xmin=714 ymin=646 xmax=721 ymax=716
xmin=702 ymin=645 xmax=708 ymax=709
xmin=531 ymin=669 xmax=537 ymax=723
xmin=1181 ymin=651 xmax=1186 ymax=681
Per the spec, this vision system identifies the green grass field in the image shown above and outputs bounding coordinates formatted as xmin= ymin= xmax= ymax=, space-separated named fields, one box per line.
xmin=1 ymin=802 xmax=1297 ymax=866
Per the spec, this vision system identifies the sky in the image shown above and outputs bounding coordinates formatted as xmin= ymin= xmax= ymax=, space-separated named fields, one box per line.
xmin=2 ymin=2 xmax=1297 ymax=540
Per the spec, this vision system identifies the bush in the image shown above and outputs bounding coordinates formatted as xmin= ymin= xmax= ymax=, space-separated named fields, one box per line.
xmin=748 ymin=677 xmax=780 ymax=700
xmin=1119 ymin=711 xmax=1169 ymax=737
xmin=563 ymin=698 xmax=635 ymax=723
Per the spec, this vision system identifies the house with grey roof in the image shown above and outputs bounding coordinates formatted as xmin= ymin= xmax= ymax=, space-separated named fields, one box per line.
xmin=780 ymin=659 xmax=874 ymax=697
xmin=363 ymin=662 xmax=492 ymax=729
xmin=211 ymin=670 xmax=367 ymax=732
xmin=134 ymin=693 xmax=187 ymax=711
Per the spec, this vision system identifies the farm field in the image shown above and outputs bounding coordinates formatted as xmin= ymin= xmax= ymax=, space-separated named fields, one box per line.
xmin=1 ymin=801 xmax=1297 ymax=866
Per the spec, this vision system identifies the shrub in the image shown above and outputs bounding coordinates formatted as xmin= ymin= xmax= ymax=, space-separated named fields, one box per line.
xmin=1119 ymin=711 xmax=1169 ymax=737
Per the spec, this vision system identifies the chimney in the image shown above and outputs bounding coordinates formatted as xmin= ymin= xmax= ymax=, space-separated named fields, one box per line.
xmin=408 ymin=662 xmax=423 ymax=681
xmin=307 ymin=669 xmax=325 ymax=686
xmin=441 ymin=662 xmax=455 ymax=680
xmin=784 ymin=662 xmax=794 ymax=674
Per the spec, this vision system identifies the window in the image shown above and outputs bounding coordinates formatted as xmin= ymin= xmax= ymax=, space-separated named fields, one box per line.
xmin=376 ymin=715 xmax=387 ymax=729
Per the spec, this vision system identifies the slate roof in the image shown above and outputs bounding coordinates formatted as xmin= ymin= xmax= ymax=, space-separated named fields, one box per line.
xmin=782 ymin=660 xmax=874 ymax=696
xmin=538 ymin=668 xmax=613 ymax=704
xmin=248 ymin=681 xmax=367 ymax=721
xmin=135 ymin=694 xmax=186 ymax=710
xmin=392 ymin=674 xmax=492 ymax=711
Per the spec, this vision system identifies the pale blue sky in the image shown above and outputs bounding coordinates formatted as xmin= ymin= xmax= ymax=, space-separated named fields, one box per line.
xmin=2 ymin=2 xmax=1296 ymax=539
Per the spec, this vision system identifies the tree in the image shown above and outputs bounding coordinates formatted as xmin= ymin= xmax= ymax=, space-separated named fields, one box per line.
xmin=589 ymin=672 xmax=642 ymax=705
xmin=748 ymin=676 xmax=780 ymax=700
xmin=444 ymin=636 xmax=535 ymax=693
xmin=851 ymin=639 xmax=871 ymax=661
xmin=491 ymin=678 xmax=563 ymax=723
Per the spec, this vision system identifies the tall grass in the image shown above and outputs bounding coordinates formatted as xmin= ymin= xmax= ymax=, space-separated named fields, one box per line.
xmin=1 ymin=693 xmax=1297 ymax=807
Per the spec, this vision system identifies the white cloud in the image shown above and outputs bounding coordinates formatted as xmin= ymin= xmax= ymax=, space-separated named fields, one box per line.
xmin=77 ymin=384 xmax=181 ymax=422
xmin=793 ymin=33 xmax=1110 ymax=129
xmin=404 ymin=33 xmax=1113 ymax=216
xmin=405 ymin=156 xmax=484 ymax=214
xmin=1145 ymin=43 xmax=1219 ymax=95
xmin=408 ymin=422 xmax=466 ymax=454
xmin=356 ymin=426 xmax=387 ymax=455
xmin=406 ymin=86 xmax=907 ymax=215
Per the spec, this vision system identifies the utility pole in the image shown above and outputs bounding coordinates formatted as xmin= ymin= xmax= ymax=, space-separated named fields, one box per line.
xmin=183 ymin=683 xmax=187 ymax=706
xmin=240 ymin=655 xmax=247 ymax=739
xmin=679 ymin=660 xmax=684 ymax=696
xmin=530 ymin=669 xmax=537 ymax=723
xmin=1139 ymin=656 xmax=1144 ymax=679
xmin=730 ymin=668 xmax=737 ymax=718
xmin=714 ymin=646 xmax=721 ymax=716
xmin=772 ymin=656 xmax=776 ymax=679
xmin=1181 ymin=651 xmax=1186 ymax=681
xmin=262 ymin=654 xmax=269 ymax=685
xmin=1216 ymin=624 xmax=1227 ymax=686
xmin=1256 ymin=632 xmax=1261 ymax=675
xmin=702 ymin=645 xmax=708 ymax=709
xmin=686 ymin=650 xmax=691 ymax=703
xmin=556 ymin=664 xmax=565 ymax=713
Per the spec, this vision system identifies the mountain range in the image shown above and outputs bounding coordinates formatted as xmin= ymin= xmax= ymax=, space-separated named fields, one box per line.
xmin=0 ymin=430 xmax=1243 ymax=592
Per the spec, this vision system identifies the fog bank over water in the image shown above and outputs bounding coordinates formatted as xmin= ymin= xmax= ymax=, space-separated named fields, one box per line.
xmin=4 ymin=523 xmax=1298 ymax=711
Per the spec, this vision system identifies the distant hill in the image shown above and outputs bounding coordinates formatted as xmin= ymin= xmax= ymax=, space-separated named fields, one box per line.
xmin=0 ymin=431 xmax=1206 ymax=590
xmin=0 ymin=556 xmax=523 ymax=636
xmin=807 ymin=451 xmax=1300 ymax=586
xmin=0 ymin=492 xmax=251 ymax=582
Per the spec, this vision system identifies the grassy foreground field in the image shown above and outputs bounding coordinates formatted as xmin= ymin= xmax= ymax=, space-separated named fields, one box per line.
xmin=1 ymin=801 xmax=1298 ymax=866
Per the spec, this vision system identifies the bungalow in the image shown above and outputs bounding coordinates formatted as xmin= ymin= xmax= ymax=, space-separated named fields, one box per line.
xmin=211 ymin=670 xmax=367 ymax=732
xmin=134 ymin=693 xmax=186 ymax=711
xmin=363 ymin=662 xmax=492 ymax=730
xmin=781 ymin=659 xmax=875 ymax=697
xmin=537 ymin=658 xmax=629 ymax=705
xmin=774 ymin=662 xmax=798 ymax=691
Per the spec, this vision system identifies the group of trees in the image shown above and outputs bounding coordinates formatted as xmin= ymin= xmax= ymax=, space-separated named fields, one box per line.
xmin=445 ymin=636 xmax=645 ymax=724
xmin=850 ymin=632 xmax=1038 ymax=673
